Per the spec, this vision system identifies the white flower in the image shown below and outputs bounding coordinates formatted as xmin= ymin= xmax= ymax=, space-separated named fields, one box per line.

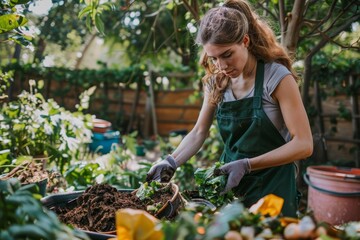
xmin=43 ymin=121 xmax=54 ymax=135
xmin=59 ymin=125 xmax=80 ymax=152
xmin=66 ymin=137 xmax=80 ymax=152
xmin=50 ymin=114 xmax=61 ymax=126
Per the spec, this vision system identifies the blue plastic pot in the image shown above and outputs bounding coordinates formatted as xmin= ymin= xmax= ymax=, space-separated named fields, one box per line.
xmin=89 ymin=131 xmax=120 ymax=154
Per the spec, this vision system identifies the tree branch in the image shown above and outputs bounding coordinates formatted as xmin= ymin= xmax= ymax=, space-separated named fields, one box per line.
xmin=303 ymin=0 xmax=318 ymax=16
xmin=306 ymin=13 xmax=359 ymax=60
xmin=182 ymin=0 xmax=199 ymax=21
xmin=303 ymin=0 xmax=358 ymax=39
xmin=254 ymin=1 xmax=278 ymax=21
xmin=278 ymin=0 xmax=285 ymax=45
xmin=327 ymin=36 xmax=360 ymax=50
xmin=322 ymin=1 xmax=358 ymax=34
xmin=305 ymin=0 xmax=337 ymax=37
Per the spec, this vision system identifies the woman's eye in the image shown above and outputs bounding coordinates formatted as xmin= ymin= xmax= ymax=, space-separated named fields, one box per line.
xmin=223 ymin=53 xmax=232 ymax=58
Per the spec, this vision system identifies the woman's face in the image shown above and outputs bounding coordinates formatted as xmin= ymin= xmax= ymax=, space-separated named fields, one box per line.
xmin=203 ymin=36 xmax=249 ymax=78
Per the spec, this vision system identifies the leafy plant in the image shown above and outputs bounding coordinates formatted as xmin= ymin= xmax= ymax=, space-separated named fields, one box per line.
xmin=196 ymin=122 xmax=224 ymax=165
xmin=0 ymin=149 xmax=11 ymax=173
xmin=64 ymin=162 xmax=105 ymax=191
xmin=0 ymin=80 xmax=95 ymax=173
xmin=160 ymin=211 xmax=199 ymax=240
xmin=194 ymin=162 xmax=234 ymax=208
xmin=173 ymin=160 xmax=196 ymax=192
xmin=135 ymin=181 xmax=164 ymax=201
xmin=102 ymin=133 xmax=151 ymax=189
xmin=0 ymin=0 xmax=33 ymax=46
xmin=78 ymin=0 xmax=116 ymax=36
xmin=0 ymin=178 xmax=89 ymax=240
xmin=0 ymin=70 xmax=13 ymax=102
xmin=136 ymin=181 xmax=174 ymax=214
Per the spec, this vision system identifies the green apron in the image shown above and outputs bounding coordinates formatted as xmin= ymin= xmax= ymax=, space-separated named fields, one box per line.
xmin=216 ymin=61 xmax=298 ymax=217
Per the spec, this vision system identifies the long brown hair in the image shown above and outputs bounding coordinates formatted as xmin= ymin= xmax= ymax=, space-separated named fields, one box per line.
xmin=196 ymin=0 xmax=297 ymax=104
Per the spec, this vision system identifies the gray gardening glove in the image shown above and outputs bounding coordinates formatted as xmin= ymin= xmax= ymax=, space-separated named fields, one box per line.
xmin=146 ymin=155 xmax=177 ymax=183
xmin=214 ymin=158 xmax=251 ymax=195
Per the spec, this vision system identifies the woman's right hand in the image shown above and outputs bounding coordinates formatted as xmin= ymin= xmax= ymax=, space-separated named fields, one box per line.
xmin=146 ymin=155 xmax=177 ymax=183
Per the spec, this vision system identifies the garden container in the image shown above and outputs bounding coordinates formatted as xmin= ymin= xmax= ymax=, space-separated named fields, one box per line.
xmin=135 ymin=144 xmax=146 ymax=156
xmin=304 ymin=165 xmax=360 ymax=225
xmin=89 ymin=130 xmax=120 ymax=154
xmin=189 ymin=198 xmax=217 ymax=211
xmin=132 ymin=182 xmax=181 ymax=219
xmin=35 ymin=177 xmax=48 ymax=197
xmin=41 ymin=190 xmax=122 ymax=240
xmin=0 ymin=176 xmax=48 ymax=197
xmin=92 ymin=119 xmax=112 ymax=133
xmin=41 ymin=183 xmax=182 ymax=240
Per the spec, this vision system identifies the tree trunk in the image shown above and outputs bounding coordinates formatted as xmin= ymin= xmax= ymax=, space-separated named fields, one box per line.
xmin=75 ymin=33 xmax=97 ymax=69
xmin=282 ymin=0 xmax=305 ymax=59
xmin=33 ymin=38 xmax=47 ymax=64
xmin=12 ymin=44 xmax=22 ymax=61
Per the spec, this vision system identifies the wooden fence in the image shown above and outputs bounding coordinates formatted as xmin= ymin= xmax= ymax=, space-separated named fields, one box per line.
xmin=9 ymin=78 xmax=202 ymax=137
xmin=7 ymin=72 xmax=360 ymax=166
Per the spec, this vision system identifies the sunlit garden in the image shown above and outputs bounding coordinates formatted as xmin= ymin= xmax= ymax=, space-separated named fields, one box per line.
xmin=1 ymin=0 xmax=360 ymax=239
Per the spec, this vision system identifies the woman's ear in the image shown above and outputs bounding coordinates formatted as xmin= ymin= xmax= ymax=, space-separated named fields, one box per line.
xmin=243 ymin=34 xmax=250 ymax=47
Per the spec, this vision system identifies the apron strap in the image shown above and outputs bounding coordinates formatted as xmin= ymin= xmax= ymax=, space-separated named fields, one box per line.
xmin=253 ymin=61 xmax=264 ymax=109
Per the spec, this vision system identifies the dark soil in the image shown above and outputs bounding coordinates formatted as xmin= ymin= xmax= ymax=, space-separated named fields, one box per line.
xmin=53 ymin=183 xmax=175 ymax=232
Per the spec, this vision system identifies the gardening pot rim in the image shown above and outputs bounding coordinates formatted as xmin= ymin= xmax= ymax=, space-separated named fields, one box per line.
xmin=155 ymin=182 xmax=179 ymax=216
xmin=307 ymin=165 xmax=360 ymax=181
xmin=132 ymin=182 xmax=181 ymax=218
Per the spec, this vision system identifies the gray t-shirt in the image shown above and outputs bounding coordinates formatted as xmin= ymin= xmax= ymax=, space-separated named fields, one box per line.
xmin=222 ymin=62 xmax=291 ymax=141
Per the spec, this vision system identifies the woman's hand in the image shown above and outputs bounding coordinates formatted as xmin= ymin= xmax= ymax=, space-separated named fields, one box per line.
xmin=146 ymin=155 xmax=177 ymax=183
xmin=214 ymin=159 xmax=251 ymax=195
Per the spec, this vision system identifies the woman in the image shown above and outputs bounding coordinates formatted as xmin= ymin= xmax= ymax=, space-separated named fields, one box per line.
xmin=146 ymin=0 xmax=313 ymax=217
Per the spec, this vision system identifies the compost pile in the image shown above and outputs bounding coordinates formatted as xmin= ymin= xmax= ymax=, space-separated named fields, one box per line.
xmin=54 ymin=183 xmax=173 ymax=232
xmin=0 ymin=160 xmax=48 ymax=184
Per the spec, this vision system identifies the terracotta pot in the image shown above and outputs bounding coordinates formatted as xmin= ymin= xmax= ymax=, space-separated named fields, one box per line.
xmin=92 ymin=118 xmax=112 ymax=133
xmin=154 ymin=183 xmax=181 ymax=219
xmin=132 ymin=182 xmax=181 ymax=219
xmin=304 ymin=165 xmax=360 ymax=225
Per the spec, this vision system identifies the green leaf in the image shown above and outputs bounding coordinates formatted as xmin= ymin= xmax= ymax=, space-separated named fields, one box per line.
xmin=8 ymin=34 xmax=31 ymax=46
xmin=8 ymin=224 xmax=50 ymax=239
xmin=166 ymin=1 xmax=174 ymax=10
xmin=85 ymin=15 xmax=92 ymax=32
xmin=0 ymin=14 xmax=28 ymax=33
xmin=78 ymin=5 xmax=92 ymax=19
xmin=9 ymin=0 xmax=32 ymax=6
xmin=94 ymin=14 xmax=105 ymax=36
xmin=100 ymin=2 xmax=116 ymax=11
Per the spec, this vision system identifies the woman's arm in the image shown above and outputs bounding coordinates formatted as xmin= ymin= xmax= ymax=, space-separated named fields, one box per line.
xmin=171 ymin=90 xmax=216 ymax=167
xmin=249 ymin=75 xmax=313 ymax=170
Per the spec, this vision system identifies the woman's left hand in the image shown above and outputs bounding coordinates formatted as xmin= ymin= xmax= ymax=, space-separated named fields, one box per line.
xmin=214 ymin=159 xmax=251 ymax=195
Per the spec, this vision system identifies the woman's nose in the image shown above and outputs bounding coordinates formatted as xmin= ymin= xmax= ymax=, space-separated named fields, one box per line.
xmin=217 ymin=59 xmax=228 ymax=70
